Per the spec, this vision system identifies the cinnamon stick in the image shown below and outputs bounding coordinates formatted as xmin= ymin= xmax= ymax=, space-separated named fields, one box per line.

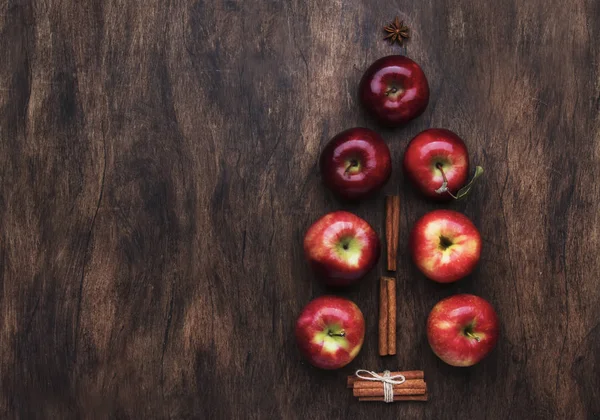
xmin=358 ymin=393 xmax=429 ymax=402
xmin=352 ymin=379 xmax=426 ymax=390
xmin=386 ymin=277 xmax=396 ymax=355
xmin=353 ymin=387 xmax=426 ymax=398
xmin=378 ymin=277 xmax=388 ymax=356
xmin=347 ymin=371 xmax=424 ymax=388
xmin=385 ymin=195 xmax=400 ymax=271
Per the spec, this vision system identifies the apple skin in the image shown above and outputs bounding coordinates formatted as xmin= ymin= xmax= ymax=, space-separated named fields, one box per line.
xmin=409 ymin=210 xmax=481 ymax=283
xmin=304 ymin=211 xmax=380 ymax=287
xmin=319 ymin=127 xmax=392 ymax=200
xmin=295 ymin=295 xmax=365 ymax=369
xmin=403 ymin=129 xmax=469 ymax=200
xmin=359 ymin=55 xmax=430 ymax=126
xmin=427 ymin=294 xmax=499 ymax=367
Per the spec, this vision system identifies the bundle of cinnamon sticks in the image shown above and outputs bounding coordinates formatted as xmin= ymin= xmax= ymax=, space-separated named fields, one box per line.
xmin=347 ymin=371 xmax=428 ymax=402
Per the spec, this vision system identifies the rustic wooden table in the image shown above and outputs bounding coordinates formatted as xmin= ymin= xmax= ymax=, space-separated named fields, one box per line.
xmin=1 ymin=0 xmax=599 ymax=419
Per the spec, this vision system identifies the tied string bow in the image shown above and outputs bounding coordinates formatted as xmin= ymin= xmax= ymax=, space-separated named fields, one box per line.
xmin=354 ymin=369 xmax=406 ymax=403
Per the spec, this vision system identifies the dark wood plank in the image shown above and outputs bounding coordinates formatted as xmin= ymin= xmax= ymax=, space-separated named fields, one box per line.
xmin=0 ymin=0 xmax=599 ymax=418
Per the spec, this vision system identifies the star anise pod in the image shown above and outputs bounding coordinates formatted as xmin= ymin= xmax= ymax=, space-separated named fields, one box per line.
xmin=383 ymin=16 xmax=410 ymax=45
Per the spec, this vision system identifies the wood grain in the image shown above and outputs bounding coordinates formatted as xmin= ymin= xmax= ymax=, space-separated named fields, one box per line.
xmin=0 ymin=0 xmax=599 ymax=419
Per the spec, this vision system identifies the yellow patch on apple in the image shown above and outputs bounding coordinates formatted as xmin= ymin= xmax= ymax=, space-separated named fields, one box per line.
xmin=435 ymin=321 xmax=455 ymax=330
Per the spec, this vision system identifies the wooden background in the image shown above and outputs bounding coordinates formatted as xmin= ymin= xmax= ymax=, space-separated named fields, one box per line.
xmin=1 ymin=0 xmax=599 ymax=418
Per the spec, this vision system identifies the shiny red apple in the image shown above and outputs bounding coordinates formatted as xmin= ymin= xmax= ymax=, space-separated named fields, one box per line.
xmin=295 ymin=295 xmax=365 ymax=369
xmin=409 ymin=210 xmax=481 ymax=283
xmin=319 ymin=127 xmax=391 ymax=200
xmin=359 ymin=55 xmax=430 ymax=126
xmin=403 ymin=129 xmax=470 ymax=200
xmin=427 ymin=294 xmax=499 ymax=367
xmin=304 ymin=211 xmax=380 ymax=287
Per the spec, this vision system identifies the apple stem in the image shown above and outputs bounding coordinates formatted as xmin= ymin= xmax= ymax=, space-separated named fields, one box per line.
xmin=328 ymin=330 xmax=346 ymax=338
xmin=434 ymin=164 xmax=459 ymax=199
xmin=345 ymin=160 xmax=359 ymax=174
xmin=435 ymin=164 xmax=484 ymax=200
xmin=465 ymin=331 xmax=481 ymax=342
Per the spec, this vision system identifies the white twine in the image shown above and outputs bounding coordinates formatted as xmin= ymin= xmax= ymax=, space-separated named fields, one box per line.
xmin=354 ymin=369 xmax=406 ymax=403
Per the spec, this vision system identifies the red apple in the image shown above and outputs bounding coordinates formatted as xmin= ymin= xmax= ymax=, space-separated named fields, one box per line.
xmin=359 ymin=55 xmax=430 ymax=126
xmin=427 ymin=294 xmax=499 ymax=367
xmin=409 ymin=210 xmax=481 ymax=283
xmin=403 ymin=129 xmax=469 ymax=200
xmin=304 ymin=211 xmax=380 ymax=287
xmin=295 ymin=295 xmax=365 ymax=369
xmin=319 ymin=127 xmax=392 ymax=200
